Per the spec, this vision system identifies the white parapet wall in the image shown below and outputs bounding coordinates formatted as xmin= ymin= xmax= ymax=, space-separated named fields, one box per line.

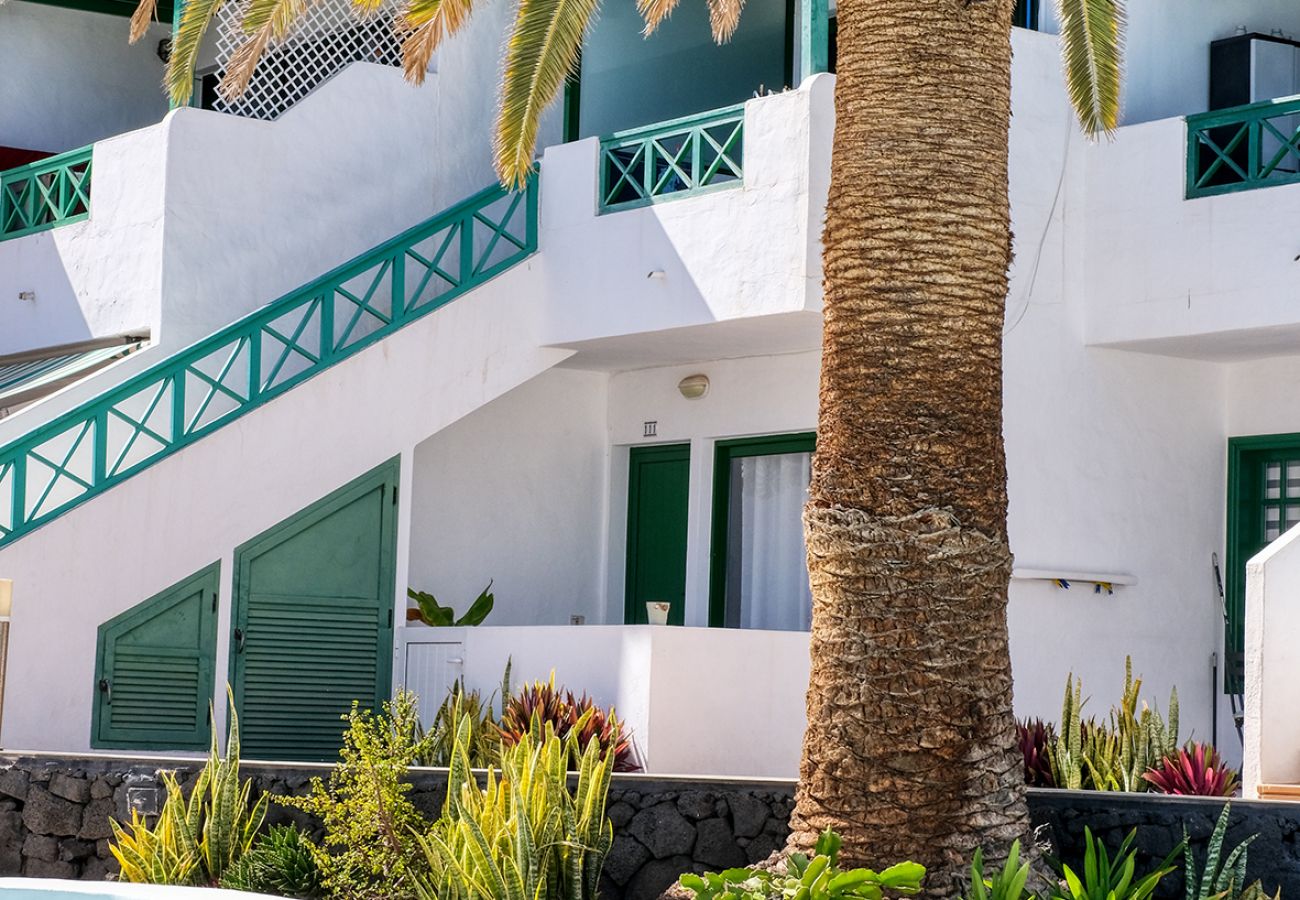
xmin=1243 ymin=524 xmax=1300 ymax=796
xmin=400 ymin=625 xmax=810 ymax=779
xmin=536 ymin=74 xmax=833 ymax=348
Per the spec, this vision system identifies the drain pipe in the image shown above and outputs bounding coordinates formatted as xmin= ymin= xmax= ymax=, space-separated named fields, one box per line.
xmin=1211 ymin=651 xmax=1219 ymax=750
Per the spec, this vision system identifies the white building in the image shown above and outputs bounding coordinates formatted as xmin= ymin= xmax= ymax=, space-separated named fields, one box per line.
xmin=1 ymin=0 xmax=1299 ymax=782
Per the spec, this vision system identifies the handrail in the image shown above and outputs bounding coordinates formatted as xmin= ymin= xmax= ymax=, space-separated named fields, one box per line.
xmin=0 ymin=146 xmax=93 ymax=240
xmin=1186 ymin=95 xmax=1300 ymax=198
xmin=0 ymin=178 xmax=538 ymax=548
xmin=598 ymin=104 xmax=745 ymax=212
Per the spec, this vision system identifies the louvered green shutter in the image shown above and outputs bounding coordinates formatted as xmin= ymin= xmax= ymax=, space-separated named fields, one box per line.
xmin=231 ymin=460 xmax=397 ymax=761
xmin=91 ymin=564 xmax=219 ymax=750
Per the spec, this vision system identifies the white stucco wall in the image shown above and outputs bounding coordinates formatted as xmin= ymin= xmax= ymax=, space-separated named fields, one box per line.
xmin=1242 ymin=521 xmax=1300 ymax=795
xmin=538 ymin=75 xmax=832 ymax=348
xmin=0 ymin=259 xmax=569 ymax=753
xmin=408 ymin=368 xmax=610 ymax=628
xmin=0 ymin=1 xmax=170 ymax=154
xmin=435 ymin=625 xmax=809 ymax=778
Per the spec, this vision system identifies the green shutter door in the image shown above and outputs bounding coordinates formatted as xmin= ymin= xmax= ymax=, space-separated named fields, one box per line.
xmin=230 ymin=459 xmax=398 ymax=760
xmin=92 ymin=564 xmax=220 ymax=750
xmin=625 ymin=444 xmax=690 ymax=625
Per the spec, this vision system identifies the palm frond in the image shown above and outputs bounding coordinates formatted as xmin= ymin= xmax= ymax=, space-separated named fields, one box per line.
xmin=1055 ymin=0 xmax=1124 ymax=136
xmin=128 ymin=0 xmax=159 ymax=44
xmin=636 ymin=0 xmax=680 ymax=36
xmin=495 ymin=0 xmax=599 ymax=189
xmin=220 ymin=0 xmax=314 ymax=100
xmin=398 ymin=0 xmax=478 ymax=85
xmin=166 ymin=0 xmax=230 ymax=106
xmin=705 ymin=0 xmax=742 ymax=42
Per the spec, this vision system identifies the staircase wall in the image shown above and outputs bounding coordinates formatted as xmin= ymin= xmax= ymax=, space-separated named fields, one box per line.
xmin=0 ymin=259 xmax=569 ymax=753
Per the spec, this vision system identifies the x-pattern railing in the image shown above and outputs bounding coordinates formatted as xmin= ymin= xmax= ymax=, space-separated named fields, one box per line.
xmin=599 ymin=105 xmax=744 ymax=212
xmin=0 ymin=146 xmax=93 ymax=240
xmin=0 ymin=179 xmax=537 ymax=548
xmin=1187 ymin=96 xmax=1300 ymax=198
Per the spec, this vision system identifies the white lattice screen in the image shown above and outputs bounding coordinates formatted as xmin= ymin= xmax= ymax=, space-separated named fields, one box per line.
xmin=212 ymin=0 xmax=402 ymax=121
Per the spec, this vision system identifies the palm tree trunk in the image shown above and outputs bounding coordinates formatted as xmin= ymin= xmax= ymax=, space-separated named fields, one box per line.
xmin=789 ymin=0 xmax=1029 ymax=890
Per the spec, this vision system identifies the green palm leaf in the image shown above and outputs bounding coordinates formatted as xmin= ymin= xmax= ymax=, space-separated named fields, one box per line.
xmin=495 ymin=0 xmax=600 ymax=188
xmin=165 ymin=0 xmax=230 ymax=106
xmin=1055 ymin=0 xmax=1124 ymax=136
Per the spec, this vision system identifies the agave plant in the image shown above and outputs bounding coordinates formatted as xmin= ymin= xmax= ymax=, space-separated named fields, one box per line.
xmin=500 ymin=674 xmax=640 ymax=772
xmin=1143 ymin=742 xmax=1239 ymax=797
xmin=1017 ymin=718 xmax=1056 ymax=788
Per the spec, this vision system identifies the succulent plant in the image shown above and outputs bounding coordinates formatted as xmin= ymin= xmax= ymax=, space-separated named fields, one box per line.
xmin=1017 ymin=718 xmax=1056 ymax=787
xmin=1143 ymin=742 xmax=1239 ymax=796
xmin=500 ymin=675 xmax=640 ymax=771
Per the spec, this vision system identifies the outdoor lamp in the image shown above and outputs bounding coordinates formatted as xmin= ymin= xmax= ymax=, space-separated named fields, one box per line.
xmin=678 ymin=374 xmax=709 ymax=400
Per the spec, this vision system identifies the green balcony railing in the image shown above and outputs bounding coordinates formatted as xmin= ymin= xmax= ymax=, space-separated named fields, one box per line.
xmin=598 ymin=105 xmax=744 ymax=212
xmin=1187 ymin=96 xmax=1300 ymax=198
xmin=0 ymin=178 xmax=537 ymax=549
xmin=0 ymin=146 xmax=93 ymax=240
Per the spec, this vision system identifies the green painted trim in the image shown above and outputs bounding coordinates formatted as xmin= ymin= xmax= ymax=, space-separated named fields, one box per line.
xmin=598 ymin=106 xmax=744 ymax=213
xmin=624 ymin=444 xmax=691 ymax=626
xmin=0 ymin=177 xmax=537 ymax=550
xmin=229 ymin=457 xmax=399 ymax=757
xmin=798 ymin=0 xmax=828 ymax=81
xmin=707 ymin=432 xmax=815 ymax=628
xmin=562 ymin=54 xmax=582 ymax=143
xmin=90 ymin=562 xmax=220 ymax=751
xmin=1224 ymin=432 xmax=1300 ymax=693
xmin=0 ymin=146 xmax=93 ymax=242
xmin=1186 ymin=95 xmax=1300 ymax=198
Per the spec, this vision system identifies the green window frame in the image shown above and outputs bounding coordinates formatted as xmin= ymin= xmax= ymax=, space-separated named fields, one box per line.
xmin=91 ymin=563 xmax=220 ymax=751
xmin=708 ymin=432 xmax=816 ymax=628
xmin=1224 ymin=432 xmax=1300 ymax=692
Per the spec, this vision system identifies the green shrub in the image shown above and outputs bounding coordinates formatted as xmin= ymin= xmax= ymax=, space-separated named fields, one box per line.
xmin=1045 ymin=827 xmax=1180 ymax=900
xmin=110 ymin=700 xmax=267 ymax=886
xmin=679 ymin=828 xmax=924 ymax=900
xmin=965 ymin=840 xmax=1032 ymax=900
xmin=1182 ymin=804 xmax=1276 ymax=900
xmin=221 ymin=825 xmax=325 ymax=898
xmin=411 ymin=710 xmax=616 ymax=900
xmin=406 ymin=582 xmax=495 ymax=626
xmin=282 ymin=690 xmax=433 ymax=900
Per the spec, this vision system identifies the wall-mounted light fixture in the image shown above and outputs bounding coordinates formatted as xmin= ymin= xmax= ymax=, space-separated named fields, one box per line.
xmin=677 ymin=374 xmax=709 ymax=400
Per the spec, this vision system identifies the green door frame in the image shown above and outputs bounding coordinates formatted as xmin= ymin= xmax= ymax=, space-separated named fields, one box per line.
xmin=228 ymin=458 xmax=399 ymax=749
xmin=708 ymin=431 xmax=815 ymax=628
xmin=1225 ymin=432 xmax=1300 ymax=691
xmin=624 ymin=443 xmax=691 ymax=625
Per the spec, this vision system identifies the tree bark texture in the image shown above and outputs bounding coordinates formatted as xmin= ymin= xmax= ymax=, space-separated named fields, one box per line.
xmin=789 ymin=0 xmax=1030 ymax=890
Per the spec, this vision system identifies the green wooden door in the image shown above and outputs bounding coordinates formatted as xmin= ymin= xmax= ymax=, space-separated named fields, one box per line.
xmin=92 ymin=564 xmax=219 ymax=751
xmin=1226 ymin=434 xmax=1300 ymax=691
xmin=230 ymin=459 xmax=398 ymax=760
xmin=625 ymin=444 xmax=690 ymax=625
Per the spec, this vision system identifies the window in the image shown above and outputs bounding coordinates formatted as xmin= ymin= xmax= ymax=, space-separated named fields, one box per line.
xmin=709 ymin=433 xmax=815 ymax=630
xmin=1225 ymin=434 xmax=1300 ymax=692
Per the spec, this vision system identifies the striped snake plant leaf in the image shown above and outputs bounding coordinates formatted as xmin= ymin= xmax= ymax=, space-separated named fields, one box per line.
xmin=495 ymin=0 xmax=600 ymax=189
xmin=1054 ymin=0 xmax=1124 ymax=136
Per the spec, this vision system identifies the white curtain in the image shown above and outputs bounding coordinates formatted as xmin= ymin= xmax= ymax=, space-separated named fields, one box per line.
xmin=729 ymin=452 xmax=813 ymax=631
